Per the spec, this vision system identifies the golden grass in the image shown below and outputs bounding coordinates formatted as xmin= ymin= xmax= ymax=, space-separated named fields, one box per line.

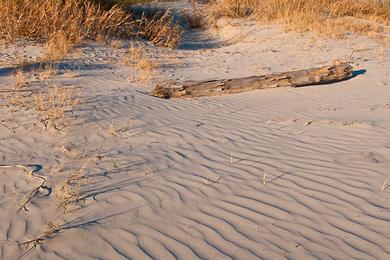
xmin=43 ymin=32 xmax=73 ymax=62
xmin=0 ymin=0 xmax=132 ymax=44
xmin=0 ymin=0 xmax=183 ymax=65
xmin=208 ymin=0 xmax=390 ymax=38
xmin=37 ymin=63 xmax=59 ymax=81
xmin=254 ymin=0 xmax=389 ymax=37
xmin=63 ymin=69 xmax=81 ymax=79
xmin=110 ymin=39 xmax=123 ymax=49
xmin=208 ymin=0 xmax=258 ymax=19
xmin=136 ymin=10 xmax=183 ymax=48
xmin=123 ymin=43 xmax=159 ymax=81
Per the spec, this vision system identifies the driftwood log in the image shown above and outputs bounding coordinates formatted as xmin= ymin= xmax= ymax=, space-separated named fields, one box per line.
xmin=151 ymin=63 xmax=353 ymax=98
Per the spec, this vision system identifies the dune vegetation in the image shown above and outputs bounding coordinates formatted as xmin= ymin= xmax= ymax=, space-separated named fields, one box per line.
xmin=208 ymin=0 xmax=390 ymax=38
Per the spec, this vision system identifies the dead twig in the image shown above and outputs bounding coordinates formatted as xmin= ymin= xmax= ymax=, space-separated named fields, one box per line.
xmin=0 ymin=164 xmax=50 ymax=212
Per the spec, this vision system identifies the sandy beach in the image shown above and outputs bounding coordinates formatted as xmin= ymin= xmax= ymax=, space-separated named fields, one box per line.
xmin=1 ymin=0 xmax=390 ymax=259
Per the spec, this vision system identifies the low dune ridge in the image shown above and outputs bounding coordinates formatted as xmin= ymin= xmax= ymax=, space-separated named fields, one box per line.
xmin=1 ymin=0 xmax=390 ymax=259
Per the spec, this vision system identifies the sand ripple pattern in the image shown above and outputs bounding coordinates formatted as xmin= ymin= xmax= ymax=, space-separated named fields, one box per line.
xmin=1 ymin=24 xmax=390 ymax=259
xmin=3 ymin=78 xmax=384 ymax=259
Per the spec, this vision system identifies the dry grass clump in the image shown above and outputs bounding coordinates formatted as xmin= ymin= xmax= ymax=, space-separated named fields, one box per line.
xmin=208 ymin=0 xmax=258 ymax=19
xmin=13 ymin=69 xmax=29 ymax=87
xmin=43 ymin=32 xmax=74 ymax=62
xmin=37 ymin=63 xmax=59 ymax=80
xmin=6 ymin=79 xmax=81 ymax=131
xmin=0 ymin=0 xmax=133 ymax=44
xmin=33 ymin=84 xmax=81 ymax=130
xmin=136 ymin=10 xmax=183 ymax=48
xmin=123 ymin=43 xmax=159 ymax=81
xmin=56 ymin=157 xmax=93 ymax=211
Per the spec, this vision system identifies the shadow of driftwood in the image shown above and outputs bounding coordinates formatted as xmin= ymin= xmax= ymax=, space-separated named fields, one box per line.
xmin=352 ymin=69 xmax=367 ymax=77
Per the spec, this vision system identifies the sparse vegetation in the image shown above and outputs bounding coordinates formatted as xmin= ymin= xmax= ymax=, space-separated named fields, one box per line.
xmin=6 ymin=75 xmax=81 ymax=131
xmin=43 ymin=32 xmax=74 ymax=62
xmin=123 ymin=43 xmax=159 ymax=81
xmin=17 ymin=157 xmax=96 ymax=256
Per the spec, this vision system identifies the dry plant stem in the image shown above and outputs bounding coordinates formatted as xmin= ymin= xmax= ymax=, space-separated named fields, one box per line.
xmin=0 ymin=165 xmax=47 ymax=211
xmin=17 ymin=156 xmax=96 ymax=256
xmin=151 ymin=63 xmax=354 ymax=98
xmin=0 ymin=121 xmax=16 ymax=133
xmin=17 ymin=215 xmax=64 ymax=257
xmin=57 ymin=156 xmax=95 ymax=211
xmin=382 ymin=176 xmax=390 ymax=192
xmin=263 ymin=173 xmax=267 ymax=185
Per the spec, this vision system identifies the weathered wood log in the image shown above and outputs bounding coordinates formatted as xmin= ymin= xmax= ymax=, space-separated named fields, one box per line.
xmin=151 ymin=63 xmax=354 ymax=98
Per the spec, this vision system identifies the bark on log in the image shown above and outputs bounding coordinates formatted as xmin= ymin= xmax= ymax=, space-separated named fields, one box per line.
xmin=151 ymin=63 xmax=354 ymax=99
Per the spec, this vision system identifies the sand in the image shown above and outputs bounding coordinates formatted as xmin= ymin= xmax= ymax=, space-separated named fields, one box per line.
xmin=1 ymin=4 xmax=390 ymax=259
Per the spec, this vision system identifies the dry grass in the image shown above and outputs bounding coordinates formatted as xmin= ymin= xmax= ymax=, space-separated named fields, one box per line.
xmin=0 ymin=0 xmax=184 ymax=52
xmin=0 ymin=0 xmax=132 ymax=44
xmin=6 ymin=77 xmax=81 ymax=131
xmin=136 ymin=10 xmax=183 ymax=48
xmin=123 ymin=43 xmax=159 ymax=81
xmin=254 ymin=0 xmax=390 ymax=37
xmin=208 ymin=0 xmax=390 ymax=38
xmin=110 ymin=39 xmax=123 ymax=49
xmin=33 ymin=84 xmax=81 ymax=130
xmin=56 ymin=157 xmax=93 ymax=211
xmin=208 ymin=0 xmax=257 ymax=19
xmin=43 ymin=32 xmax=73 ymax=62
xmin=63 ymin=69 xmax=81 ymax=79
xmin=13 ymin=69 xmax=29 ymax=87
xmin=36 ymin=64 xmax=59 ymax=81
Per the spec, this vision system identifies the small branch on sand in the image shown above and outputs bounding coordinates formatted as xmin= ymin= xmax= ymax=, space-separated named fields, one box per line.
xmin=382 ymin=176 xmax=390 ymax=192
xmin=0 ymin=121 xmax=16 ymax=133
xmin=0 ymin=164 xmax=49 ymax=212
xmin=151 ymin=63 xmax=354 ymax=98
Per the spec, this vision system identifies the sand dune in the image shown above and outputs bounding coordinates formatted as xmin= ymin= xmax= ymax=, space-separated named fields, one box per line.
xmin=1 ymin=9 xmax=390 ymax=259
